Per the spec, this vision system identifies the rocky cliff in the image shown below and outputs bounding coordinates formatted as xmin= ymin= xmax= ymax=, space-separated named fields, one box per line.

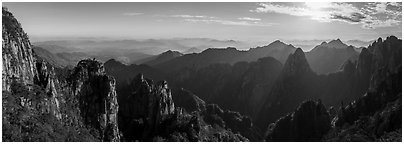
xmin=2 ymin=7 xmax=63 ymax=121
xmin=67 ymin=59 xmax=121 ymax=141
xmin=2 ymin=7 xmax=37 ymax=91
xmin=34 ymin=59 xmax=62 ymax=119
xmin=2 ymin=7 xmax=120 ymax=141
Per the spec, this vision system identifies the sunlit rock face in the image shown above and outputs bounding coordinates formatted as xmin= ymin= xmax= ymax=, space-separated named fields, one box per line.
xmin=67 ymin=59 xmax=121 ymax=142
xmin=34 ymin=59 xmax=62 ymax=119
xmin=2 ymin=7 xmax=63 ymax=120
xmin=2 ymin=7 xmax=37 ymax=91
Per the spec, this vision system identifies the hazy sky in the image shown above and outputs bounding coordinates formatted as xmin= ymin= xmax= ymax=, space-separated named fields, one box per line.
xmin=3 ymin=2 xmax=402 ymax=43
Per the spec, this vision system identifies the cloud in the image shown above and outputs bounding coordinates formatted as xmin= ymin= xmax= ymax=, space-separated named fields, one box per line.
xmin=171 ymin=15 xmax=208 ymax=18
xmin=251 ymin=2 xmax=402 ymax=29
xmin=238 ymin=17 xmax=261 ymax=21
xmin=123 ymin=12 xmax=143 ymax=16
xmin=330 ymin=12 xmax=366 ymax=23
xmin=183 ymin=19 xmax=275 ymax=27
xmin=169 ymin=14 xmax=273 ymax=26
xmin=253 ymin=3 xmax=306 ymax=16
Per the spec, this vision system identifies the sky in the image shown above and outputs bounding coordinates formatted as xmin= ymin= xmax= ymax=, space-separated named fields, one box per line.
xmin=3 ymin=2 xmax=402 ymax=44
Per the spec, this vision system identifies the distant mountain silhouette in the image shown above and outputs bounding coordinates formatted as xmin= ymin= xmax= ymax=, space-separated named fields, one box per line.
xmin=32 ymin=46 xmax=95 ymax=67
xmin=154 ymin=40 xmax=296 ymax=72
xmin=32 ymin=45 xmax=151 ymax=66
xmin=136 ymin=50 xmax=183 ymax=66
xmin=346 ymin=39 xmax=375 ymax=48
xmin=33 ymin=38 xmax=249 ymax=55
xmin=306 ymin=39 xmax=359 ymax=74
xmin=183 ymin=47 xmax=203 ymax=54
xmin=33 ymin=42 xmax=154 ymax=65
xmin=319 ymin=39 xmax=348 ymax=49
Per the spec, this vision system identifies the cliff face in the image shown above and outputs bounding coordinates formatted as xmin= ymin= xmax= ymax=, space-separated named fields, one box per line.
xmin=3 ymin=13 xmax=122 ymax=139
xmin=2 ymin=7 xmax=37 ymax=91
xmin=67 ymin=59 xmax=120 ymax=141
xmin=3 ymin=7 xmax=116 ymax=142
xmin=2 ymin=7 xmax=63 ymax=120
xmin=34 ymin=59 xmax=62 ymax=119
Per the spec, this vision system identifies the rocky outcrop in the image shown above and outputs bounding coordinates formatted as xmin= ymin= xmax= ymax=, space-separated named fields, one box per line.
xmin=34 ymin=59 xmax=62 ymax=119
xmin=3 ymin=7 xmax=119 ymax=142
xmin=67 ymin=59 xmax=120 ymax=142
xmin=2 ymin=7 xmax=37 ymax=91
xmin=119 ymin=73 xmax=175 ymax=141
xmin=172 ymin=88 xmax=261 ymax=141
xmin=156 ymin=107 xmax=248 ymax=142
xmin=265 ymin=100 xmax=331 ymax=141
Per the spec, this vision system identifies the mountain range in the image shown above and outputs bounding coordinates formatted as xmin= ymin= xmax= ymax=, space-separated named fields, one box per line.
xmin=35 ymin=36 xmax=362 ymax=75
xmin=2 ymin=7 xmax=401 ymax=142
